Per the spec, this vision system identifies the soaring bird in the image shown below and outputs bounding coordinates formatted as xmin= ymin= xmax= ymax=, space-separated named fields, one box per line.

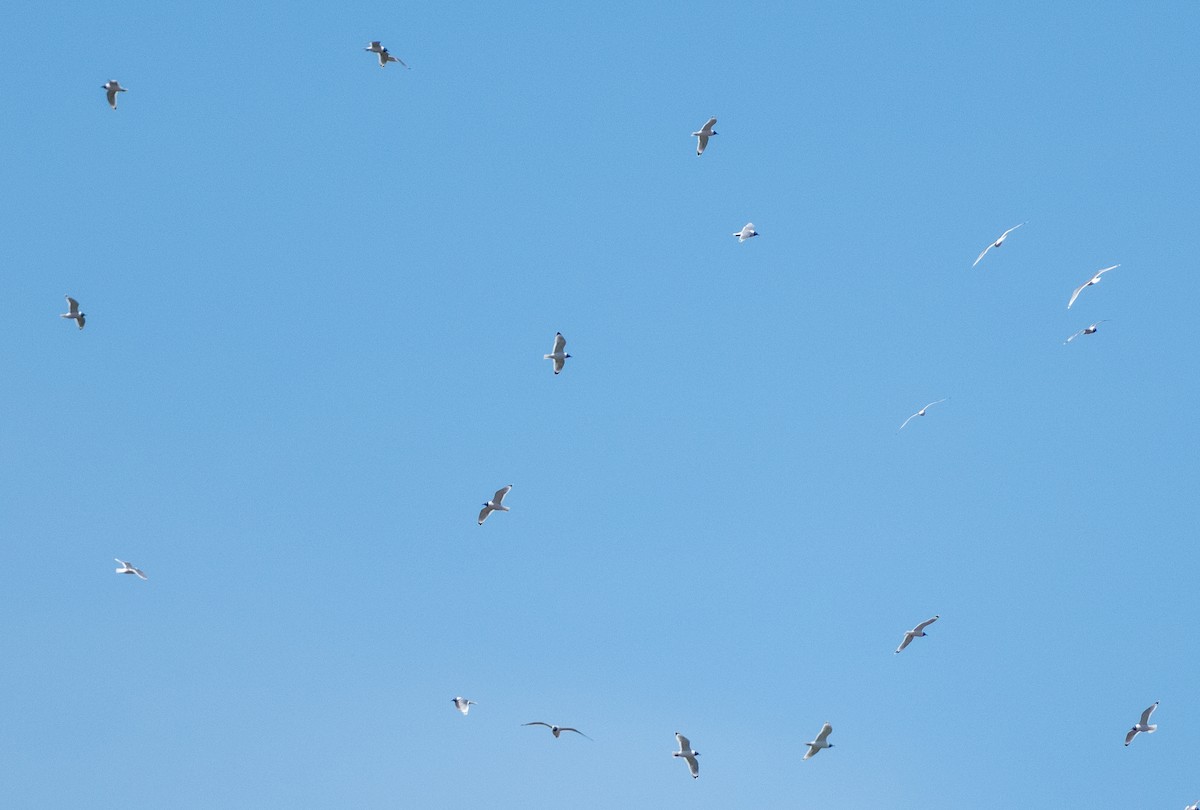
xmin=102 ymin=80 xmax=127 ymax=109
xmin=477 ymin=485 xmax=513 ymax=525
xmin=692 ymin=117 xmax=717 ymax=156
xmin=1067 ymin=265 xmax=1119 ymax=310
xmin=972 ymin=223 xmax=1025 ymax=268
xmin=451 ymin=697 xmax=477 ymax=716
xmin=898 ymin=398 xmax=948 ymax=431
xmin=733 ymin=223 xmax=758 ymax=243
xmin=61 ymin=296 xmax=86 ymax=330
xmin=803 ymin=723 xmax=834 ymax=760
xmin=544 ymin=332 xmax=570 ymax=375
xmin=1064 ymin=320 xmax=1108 ymax=344
xmin=673 ymin=732 xmax=700 ymax=778
xmin=894 ymin=615 xmax=939 ymax=654
xmin=523 ymin=722 xmax=592 ymax=740
xmin=1124 ymin=701 xmax=1159 ymax=746
xmin=114 ymin=559 xmax=147 ymax=580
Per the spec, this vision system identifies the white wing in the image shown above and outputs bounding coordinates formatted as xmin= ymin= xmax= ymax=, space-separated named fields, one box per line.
xmin=366 ymin=41 xmax=383 ymax=52
xmin=972 ymin=243 xmax=993 ymax=267
xmin=675 ymin=732 xmax=691 ymax=752
xmin=913 ymin=615 xmax=939 ymax=632
xmin=921 ymin=398 xmax=948 ymax=412
xmin=997 ymin=222 xmax=1024 ymax=241
xmin=814 ymin=723 xmax=833 ymax=744
xmin=696 ymin=134 xmax=709 ymax=155
xmin=66 ymin=296 xmax=79 ymax=315
xmin=898 ymin=412 xmax=919 ymax=431
xmin=894 ymin=633 xmax=914 ymax=654
xmin=1067 ymin=282 xmax=1088 ymax=310
xmin=553 ymin=357 xmax=564 ymax=374
xmin=699 ymin=117 xmax=717 ymax=132
xmin=133 ymin=568 xmax=147 ymax=580
xmin=551 ymin=332 xmax=566 ymax=354
xmin=684 ymin=754 xmax=699 ymax=778
xmin=1064 ymin=328 xmax=1087 ymax=344
xmin=1094 ymin=264 xmax=1119 ymax=278
xmin=803 ymin=744 xmax=819 ymax=760
xmin=492 ymin=485 xmax=512 ymax=506
xmin=1140 ymin=702 xmax=1158 ymax=725
xmin=477 ymin=504 xmax=493 ymax=525
xmin=1124 ymin=727 xmax=1139 ymax=746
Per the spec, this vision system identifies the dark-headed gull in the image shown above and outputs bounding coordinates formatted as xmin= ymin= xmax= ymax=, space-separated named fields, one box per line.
xmin=692 ymin=117 xmax=717 ymax=156
xmin=544 ymin=332 xmax=570 ymax=375
xmin=673 ymin=732 xmax=700 ymax=778
xmin=523 ymin=722 xmax=592 ymax=740
xmin=61 ymin=296 xmax=86 ymax=330
xmin=972 ymin=223 xmax=1025 ymax=268
xmin=1124 ymin=701 xmax=1158 ymax=746
xmin=803 ymin=723 xmax=833 ymax=760
xmin=451 ymin=697 xmax=477 ymax=716
xmin=102 ymin=80 xmax=127 ymax=109
xmin=1065 ymin=320 xmax=1108 ymax=344
xmin=114 ymin=559 xmax=147 ymax=580
xmin=1067 ymin=265 xmax=1119 ymax=310
xmin=477 ymin=485 xmax=512 ymax=525
xmin=733 ymin=223 xmax=758 ymax=243
xmin=898 ymin=398 xmax=947 ymax=431
xmin=894 ymin=615 xmax=939 ymax=653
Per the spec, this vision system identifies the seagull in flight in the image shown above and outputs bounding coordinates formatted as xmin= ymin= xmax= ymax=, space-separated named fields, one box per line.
xmin=673 ymin=732 xmax=700 ymax=778
xmin=972 ymin=223 xmax=1025 ymax=267
xmin=61 ymin=296 xmax=86 ymax=330
xmin=898 ymin=398 xmax=948 ymax=431
xmin=1067 ymin=264 xmax=1119 ymax=310
xmin=1124 ymin=701 xmax=1159 ymax=746
xmin=692 ymin=117 xmax=717 ymax=156
xmin=102 ymin=80 xmax=127 ymax=109
xmin=364 ymin=42 xmax=408 ymax=68
xmin=733 ymin=223 xmax=758 ymax=243
xmin=451 ymin=697 xmax=477 ymax=716
xmin=477 ymin=485 xmax=512 ymax=525
xmin=544 ymin=332 xmax=570 ymax=375
xmin=803 ymin=723 xmax=834 ymax=760
xmin=1064 ymin=320 xmax=1108 ymax=344
xmin=114 ymin=559 xmax=147 ymax=580
xmin=894 ymin=615 xmax=939 ymax=653
xmin=523 ymin=722 xmax=592 ymax=740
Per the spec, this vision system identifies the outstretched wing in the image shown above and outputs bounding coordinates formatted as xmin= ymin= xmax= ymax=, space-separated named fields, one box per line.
xmin=552 ymin=332 xmax=566 ymax=354
xmin=522 ymin=721 xmax=552 ymax=729
xmin=922 ymin=398 xmax=948 ymax=412
xmin=1064 ymin=328 xmax=1086 ymax=344
xmin=1124 ymin=727 xmax=1138 ymax=746
xmin=815 ymin=723 xmax=833 ymax=744
xmin=803 ymin=744 xmax=819 ymax=760
xmin=492 ymin=485 xmax=512 ymax=505
xmin=696 ymin=134 xmax=709 ymax=156
xmin=972 ymin=243 xmax=993 ymax=267
xmin=998 ymin=222 xmax=1024 ymax=241
xmin=675 ymin=732 xmax=691 ymax=752
xmin=684 ymin=754 xmax=699 ymax=777
xmin=477 ymin=505 xmax=493 ymax=525
xmin=559 ymin=727 xmax=593 ymax=740
xmin=1140 ymin=702 xmax=1158 ymax=726
xmin=133 ymin=567 xmax=147 ymax=580
xmin=66 ymin=296 xmax=79 ymax=315
xmin=894 ymin=633 xmax=914 ymax=654
xmin=1095 ymin=264 xmax=1119 ymax=278
xmin=914 ymin=615 xmax=939 ymax=633
xmin=1067 ymin=282 xmax=1088 ymax=310
xmin=700 ymin=117 xmax=717 ymax=132
xmin=553 ymin=357 xmax=564 ymax=374
xmin=898 ymin=412 xmax=919 ymax=431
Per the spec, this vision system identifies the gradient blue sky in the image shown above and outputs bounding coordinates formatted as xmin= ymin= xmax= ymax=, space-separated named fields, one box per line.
xmin=3 ymin=2 xmax=1199 ymax=807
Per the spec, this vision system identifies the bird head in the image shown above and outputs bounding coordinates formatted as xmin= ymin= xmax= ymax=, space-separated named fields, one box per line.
xmin=565 ymin=354 xmax=572 ymax=359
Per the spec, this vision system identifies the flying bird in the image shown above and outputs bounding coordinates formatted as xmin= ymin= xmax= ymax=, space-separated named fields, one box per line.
xmin=972 ymin=223 xmax=1025 ymax=267
xmin=544 ymin=332 xmax=570 ymax=375
xmin=898 ymin=398 xmax=948 ymax=431
xmin=692 ymin=117 xmax=717 ymax=156
xmin=894 ymin=615 xmax=939 ymax=654
xmin=803 ymin=723 xmax=834 ymax=760
xmin=1064 ymin=320 xmax=1108 ymax=344
xmin=1067 ymin=265 xmax=1119 ymax=310
xmin=733 ymin=223 xmax=758 ymax=243
xmin=451 ymin=697 xmax=477 ymax=716
xmin=477 ymin=485 xmax=513 ymax=525
xmin=364 ymin=42 xmax=408 ymax=68
xmin=1124 ymin=701 xmax=1158 ymax=746
xmin=61 ymin=296 xmax=86 ymax=330
xmin=114 ymin=559 xmax=147 ymax=580
xmin=523 ymin=722 xmax=592 ymax=740
xmin=673 ymin=732 xmax=700 ymax=778
xmin=102 ymin=80 xmax=127 ymax=109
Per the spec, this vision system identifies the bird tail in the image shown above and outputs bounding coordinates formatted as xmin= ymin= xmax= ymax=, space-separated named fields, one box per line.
xmin=1146 ymin=724 xmax=1157 ymax=733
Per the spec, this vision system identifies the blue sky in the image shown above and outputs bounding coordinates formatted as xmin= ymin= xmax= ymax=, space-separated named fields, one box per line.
xmin=2 ymin=1 xmax=1199 ymax=807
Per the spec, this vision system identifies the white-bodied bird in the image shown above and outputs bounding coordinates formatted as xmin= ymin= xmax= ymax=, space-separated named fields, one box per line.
xmin=895 ymin=615 xmax=939 ymax=653
xmin=523 ymin=722 xmax=592 ymax=740
xmin=451 ymin=697 xmax=477 ymax=715
xmin=803 ymin=723 xmax=834 ymax=760
xmin=733 ymin=223 xmax=758 ymax=243
xmin=114 ymin=559 xmax=147 ymax=580
xmin=692 ymin=117 xmax=717 ymax=156
xmin=477 ymin=485 xmax=513 ymax=525
xmin=1065 ymin=320 xmax=1108 ymax=344
xmin=972 ymin=223 xmax=1025 ymax=267
xmin=102 ymin=80 xmax=127 ymax=109
xmin=673 ymin=732 xmax=700 ymax=778
xmin=1067 ymin=265 xmax=1119 ymax=310
xmin=61 ymin=296 xmax=86 ymax=330
xmin=898 ymin=398 xmax=948 ymax=431
xmin=365 ymin=42 xmax=408 ymax=68
xmin=544 ymin=332 xmax=570 ymax=374
xmin=1125 ymin=701 xmax=1158 ymax=746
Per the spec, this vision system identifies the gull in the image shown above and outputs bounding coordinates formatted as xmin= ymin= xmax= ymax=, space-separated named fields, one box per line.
xmin=1064 ymin=320 xmax=1108 ymax=344
xmin=451 ymin=697 xmax=477 ymax=716
xmin=543 ymin=332 xmax=570 ymax=375
xmin=972 ymin=222 xmax=1025 ymax=268
xmin=114 ymin=558 xmax=147 ymax=580
xmin=1124 ymin=701 xmax=1158 ymax=746
xmin=733 ymin=223 xmax=758 ymax=243
xmin=894 ymin=615 xmax=939 ymax=654
xmin=477 ymin=484 xmax=513 ymax=525
xmin=523 ymin=722 xmax=592 ymax=740
xmin=898 ymin=398 xmax=948 ymax=431
xmin=102 ymin=80 xmax=127 ymax=109
xmin=61 ymin=296 xmax=86 ymax=330
xmin=672 ymin=732 xmax=700 ymax=778
xmin=365 ymin=42 xmax=408 ymax=68
xmin=803 ymin=723 xmax=834 ymax=760
xmin=1067 ymin=264 xmax=1119 ymax=310
xmin=692 ymin=117 xmax=717 ymax=156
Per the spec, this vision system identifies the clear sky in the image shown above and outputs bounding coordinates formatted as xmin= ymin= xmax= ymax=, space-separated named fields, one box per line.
xmin=2 ymin=1 xmax=1198 ymax=807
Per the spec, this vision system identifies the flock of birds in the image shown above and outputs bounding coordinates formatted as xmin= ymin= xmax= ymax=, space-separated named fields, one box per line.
xmin=74 ymin=41 xmax=1185 ymax=801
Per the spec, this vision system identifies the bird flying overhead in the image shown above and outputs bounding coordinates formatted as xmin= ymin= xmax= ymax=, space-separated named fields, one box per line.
xmin=365 ymin=42 xmax=408 ymax=68
xmin=114 ymin=559 xmax=147 ymax=580
xmin=673 ymin=732 xmax=700 ymax=778
xmin=102 ymin=80 xmax=127 ymax=109
xmin=898 ymin=398 xmax=948 ymax=431
xmin=1064 ymin=320 xmax=1108 ymax=344
xmin=692 ymin=117 xmax=717 ymax=156
xmin=1125 ymin=701 xmax=1158 ymax=746
xmin=1067 ymin=265 xmax=1119 ymax=310
xmin=972 ymin=223 xmax=1025 ymax=267
xmin=523 ymin=722 xmax=592 ymax=740
xmin=477 ymin=485 xmax=513 ymax=525
xmin=61 ymin=296 xmax=86 ymax=330
xmin=733 ymin=223 xmax=758 ymax=243
xmin=803 ymin=723 xmax=834 ymax=760
xmin=451 ymin=697 xmax=476 ymax=715
xmin=895 ymin=615 xmax=939 ymax=653
xmin=543 ymin=332 xmax=570 ymax=374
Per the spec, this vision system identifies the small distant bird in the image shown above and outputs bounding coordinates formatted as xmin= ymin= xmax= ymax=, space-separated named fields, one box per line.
xmin=692 ymin=117 xmax=717 ymax=156
xmin=544 ymin=332 xmax=570 ymax=375
xmin=898 ymin=398 xmax=948 ymax=431
xmin=1067 ymin=264 xmax=1119 ymax=310
xmin=364 ymin=42 xmax=408 ymax=68
xmin=451 ymin=697 xmax=477 ymax=716
xmin=523 ymin=722 xmax=592 ymax=740
xmin=972 ymin=223 xmax=1025 ymax=268
xmin=895 ymin=615 xmax=939 ymax=654
xmin=1125 ymin=701 xmax=1159 ymax=746
xmin=477 ymin=485 xmax=513 ymax=525
xmin=114 ymin=558 xmax=147 ymax=580
xmin=733 ymin=223 xmax=758 ymax=243
xmin=803 ymin=723 xmax=834 ymax=760
xmin=61 ymin=296 xmax=86 ymax=330
xmin=673 ymin=732 xmax=700 ymax=778
xmin=1064 ymin=320 xmax=1108 ymax=344
xmin=102 ymin=80 xmax=127 ymax=109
